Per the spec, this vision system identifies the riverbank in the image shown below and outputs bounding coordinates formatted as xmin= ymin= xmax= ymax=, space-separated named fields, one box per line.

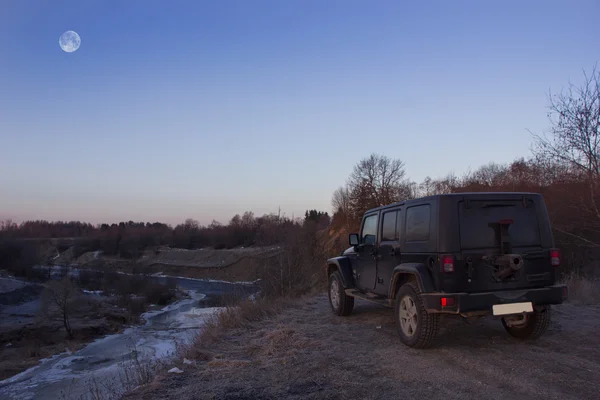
xmin=0 ymin=241 xmax=271 ymax=383
xmin=0 ymin=277 xmax=258 ymax=400
xmin=0 ymin=275 xmax=184 ymax=382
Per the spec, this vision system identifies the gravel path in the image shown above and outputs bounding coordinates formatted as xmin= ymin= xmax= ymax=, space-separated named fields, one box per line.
xmin=128 ymin=294 xmax=600 ymax=400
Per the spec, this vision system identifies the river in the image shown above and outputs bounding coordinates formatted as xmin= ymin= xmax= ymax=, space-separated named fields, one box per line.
xmin=0 ymin=273 xmax=259 ymax=400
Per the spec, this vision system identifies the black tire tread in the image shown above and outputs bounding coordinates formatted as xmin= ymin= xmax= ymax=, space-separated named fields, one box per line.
xmin=329 ymin=271 xmax=354 ymax=316
xmin=503 ymin=306 xmax=551 ymax=340
xmin=395 ymin=283 xmax=439 ymax=349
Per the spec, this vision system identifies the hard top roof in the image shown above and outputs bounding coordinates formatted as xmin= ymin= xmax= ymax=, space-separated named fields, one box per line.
xmin=364 ymin=192 xmax=542 ymax=214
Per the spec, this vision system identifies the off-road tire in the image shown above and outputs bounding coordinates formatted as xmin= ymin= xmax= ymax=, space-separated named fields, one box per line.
xmin=394 ymin=283 xmax=439 ymax=349
xmin=328 ymin=271 xmax=354 ymax=316
xmin=502 ymin=306 xmax=551 ymax=340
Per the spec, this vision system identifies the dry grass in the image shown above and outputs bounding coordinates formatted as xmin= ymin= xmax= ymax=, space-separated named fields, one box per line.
xmin=256 ymin=324 xmax=317 ymax=359
xmin=190 ymin=296 xmax=296 ymax=349
xmin=562 ymin=271 xmax=600 ymax=305
xmin=59 ymin=342 xmax=164 ymax=400
xmin=120 ymin=295 xmax=303 ymax=399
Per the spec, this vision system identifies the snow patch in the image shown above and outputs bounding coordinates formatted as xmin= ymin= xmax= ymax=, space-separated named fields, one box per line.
xmin=82 ymin=289 xmax=103 ymax=295
xmin=149 ymin=272 xmax=261 ymax=286
xmin=172 ymin=306 xmax=223 ymax=329
xmin=151 ymin=341 xmax=176 ymax=359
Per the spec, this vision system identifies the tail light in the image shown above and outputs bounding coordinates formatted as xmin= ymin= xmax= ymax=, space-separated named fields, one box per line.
xmin=441 ymin=297 xmax=455 ymax=307
xmin=441 ymin=254 xmax=454 ymax=272
xmin=550 ymin=248 xmax=560 ymax=267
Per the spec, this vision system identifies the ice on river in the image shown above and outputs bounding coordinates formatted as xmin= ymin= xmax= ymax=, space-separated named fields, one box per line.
xmin=0 ymin=291 xmax=223 ymax=400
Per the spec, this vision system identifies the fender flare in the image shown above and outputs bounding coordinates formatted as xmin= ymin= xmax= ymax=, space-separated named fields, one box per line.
xmin=389 ymin=263 xmax=435 ymax=298
xmin=326 ymin=256 xmax=355 ymax=289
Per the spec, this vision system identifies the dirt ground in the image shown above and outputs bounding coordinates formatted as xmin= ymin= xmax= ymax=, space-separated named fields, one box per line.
xmin=127 ymin=294 xmax=600 ymax=400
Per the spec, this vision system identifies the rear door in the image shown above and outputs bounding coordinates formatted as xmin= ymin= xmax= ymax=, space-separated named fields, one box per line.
xmin=374 ymin=208 xmax=402 ymax=296
xmin=453 ymin=197 xmax=554 ymax=292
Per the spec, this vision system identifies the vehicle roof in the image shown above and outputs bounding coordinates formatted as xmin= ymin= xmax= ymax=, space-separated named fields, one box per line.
xmin=364 ymin=192 xmax=543 ymax=214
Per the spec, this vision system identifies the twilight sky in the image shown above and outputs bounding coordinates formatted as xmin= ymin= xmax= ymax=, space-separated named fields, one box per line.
xmin=1 ymin=0 xmax=599 ymax=226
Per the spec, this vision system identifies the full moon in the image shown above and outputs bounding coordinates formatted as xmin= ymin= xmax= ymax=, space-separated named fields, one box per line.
xmin=59 ymin=30 xmax=81 ymax=53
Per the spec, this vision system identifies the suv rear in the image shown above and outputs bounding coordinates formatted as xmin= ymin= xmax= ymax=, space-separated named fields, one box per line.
xmin=326 ymin=192 xmax=568 ymax=348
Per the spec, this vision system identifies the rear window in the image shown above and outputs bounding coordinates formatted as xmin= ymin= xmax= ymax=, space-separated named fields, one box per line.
xmin=381 ymin=211 xmax=398 ymax=241
xmin=458 ymin=199 xmax=541 ymax=249
xmin=406 ymin=205 xmax=431 ymax=242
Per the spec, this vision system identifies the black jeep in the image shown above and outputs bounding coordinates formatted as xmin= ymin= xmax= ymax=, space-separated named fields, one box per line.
xmin=326 ymin=192 xmax=568 ymax=348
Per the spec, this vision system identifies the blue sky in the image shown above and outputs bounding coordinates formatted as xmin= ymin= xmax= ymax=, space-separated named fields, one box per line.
xmin=1 ymin=0 xmax=599 ymax=226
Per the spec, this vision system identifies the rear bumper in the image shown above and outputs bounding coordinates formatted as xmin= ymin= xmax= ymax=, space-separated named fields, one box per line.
xmin=421 ymin=284 xmax=568 ymax=315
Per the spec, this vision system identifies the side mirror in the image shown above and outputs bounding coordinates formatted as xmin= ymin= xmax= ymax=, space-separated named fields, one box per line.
xmin=349 ymin=233 xmax=359 ymax=246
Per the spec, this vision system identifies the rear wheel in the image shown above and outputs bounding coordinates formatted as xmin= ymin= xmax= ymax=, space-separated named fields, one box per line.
xmin=394 ymin=283 xmax=439 ymax=348
xmin=328 ymin=271 xmax=354 ymax=316
xmin=502 ymin=306 xmax=551 ymax=340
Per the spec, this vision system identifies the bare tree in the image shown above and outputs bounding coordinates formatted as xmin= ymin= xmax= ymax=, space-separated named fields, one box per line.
xmin=467 ymin=163 xmax=509 ymax=187
xmin=229 ymin=214 xmax=242 ymax=227
xmin=532 ymin=65 xmax=600 ymax=245
xmin=183 ymin=218 xmax=200 ymax=231
xmin=532 ymin=65 xmax=600 ymax=178
xmin=347 ymin=154 xmax=412 ymax=217
xmin=241 ymin=211 xmax=256 ymax=228
xmin=331 ymin=186 xmax=350 ymax=213
xmin=418 ymin=176 xmax=435 ymax=197
xmin=39 ymin=277 xmax=79 ymax=339
xmin=209 ymin=220 xmax=222 ymax=229
xmin=331 ymin=186 xmax=351 ymax=230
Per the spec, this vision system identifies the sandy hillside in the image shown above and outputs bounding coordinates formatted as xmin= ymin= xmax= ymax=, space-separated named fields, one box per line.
xmin=137 ymin=247 xmax=282 ymax=268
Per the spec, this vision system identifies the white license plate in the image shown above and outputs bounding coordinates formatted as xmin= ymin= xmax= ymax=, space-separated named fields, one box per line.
xmin=492 ymin=302 xmax=533 ymax=316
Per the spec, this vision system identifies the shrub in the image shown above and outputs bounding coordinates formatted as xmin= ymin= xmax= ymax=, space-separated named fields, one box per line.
xmin=38 ymin=277 xmax=80 ymax=339
xmin=77 ymin=269 xmax=104 ymax=291
xmin=0 ymin=239 xmax=43 ymax=281
xmin=195 ymin=296 xmax=295 ymax=347
xmin=562 ymin=271 xmax=600 ymax=305
xmin=257 ymin=222 xmax=327 ymax=298
xmin=142 ymin=281 xmax=176 ymax=305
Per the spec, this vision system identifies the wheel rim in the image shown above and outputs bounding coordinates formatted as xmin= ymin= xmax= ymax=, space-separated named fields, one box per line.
xmin=330 ymin=279 xmax=340 ymax=309
xmin=399 ymin=295 xmax=418 ymax=337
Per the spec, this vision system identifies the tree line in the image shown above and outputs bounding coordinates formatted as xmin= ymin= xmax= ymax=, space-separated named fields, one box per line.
xmin=0 ymin=210 xmax=331 ymax=260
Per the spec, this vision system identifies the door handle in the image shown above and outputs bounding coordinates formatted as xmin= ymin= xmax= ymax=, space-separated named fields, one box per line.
xmin=390 ymin=249 xmax=398 ymax=257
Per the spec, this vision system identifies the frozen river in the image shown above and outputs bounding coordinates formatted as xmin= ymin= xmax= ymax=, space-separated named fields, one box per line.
xmin=0 ymin=275 xmax=258 ymax=400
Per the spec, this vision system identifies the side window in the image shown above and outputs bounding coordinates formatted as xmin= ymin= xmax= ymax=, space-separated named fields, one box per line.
xmin=381 ymin=211 xmax=398 ymax=241
xmin=361 ymin=214 xmax=378 ymax=245
xmin=406 ymin=205 xmax=430 ymax=242
xmin=396 ymin=210 xmax=404 ymax=241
